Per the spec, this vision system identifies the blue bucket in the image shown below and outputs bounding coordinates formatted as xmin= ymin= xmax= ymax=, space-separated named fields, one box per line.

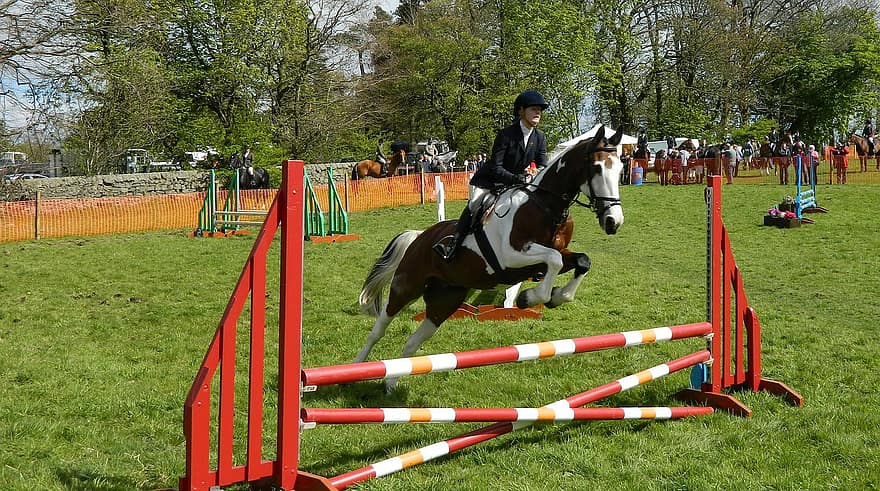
xmin=631 ymin=166 xmax=644 ymax=186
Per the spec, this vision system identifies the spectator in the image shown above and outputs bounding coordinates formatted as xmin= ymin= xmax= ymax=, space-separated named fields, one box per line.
xmin=722 ymin=143 xmax=737 ymax=184
xmin=831 ymin=141 xmax=849 ymax=184
xmin=807 ymin=144 xmax=820 ymax=186
xmin=777 ymin=142 xmax=792 ymax=185
xmin=666 ymin=134 xmax=676 ymax=152
xmin=742 ymin=140 xmax=754 ymax=173
xmin=419 ymin=154 xmax=432 ymax=172
xmin=620 ymin=149 xmax=631 ymax=185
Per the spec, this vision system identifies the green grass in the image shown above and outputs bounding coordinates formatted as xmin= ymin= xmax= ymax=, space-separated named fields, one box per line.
xmin=1 ymin=181 xmax=879 ymax=490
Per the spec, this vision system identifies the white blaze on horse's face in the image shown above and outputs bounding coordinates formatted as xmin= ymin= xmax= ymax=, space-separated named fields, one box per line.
xmin=584 ymin=153 xmax=624 ymax=235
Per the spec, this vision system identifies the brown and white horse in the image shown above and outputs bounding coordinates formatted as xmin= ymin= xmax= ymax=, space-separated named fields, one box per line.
xmin=848 ymin=133 xmax=879 ymax=172
xmin=354 ymin=126 xmax=626 ymax=391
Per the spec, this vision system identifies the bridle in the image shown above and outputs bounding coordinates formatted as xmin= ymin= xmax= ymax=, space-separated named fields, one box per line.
xmin=575 ymin=145 xmax=622 ymax=218
xmin=519 ymin=144 xmax=623 ymax=220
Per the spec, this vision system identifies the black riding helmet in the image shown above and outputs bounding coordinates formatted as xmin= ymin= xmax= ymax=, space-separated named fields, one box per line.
xmin=513 ymin=90 xmax=550 ymax=116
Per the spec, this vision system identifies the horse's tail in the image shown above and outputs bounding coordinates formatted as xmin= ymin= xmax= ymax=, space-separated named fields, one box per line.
xmin=359 ymin=230 xmax=421 ymax=317
xmin=351 ymin=164 xmax=359 ymax=181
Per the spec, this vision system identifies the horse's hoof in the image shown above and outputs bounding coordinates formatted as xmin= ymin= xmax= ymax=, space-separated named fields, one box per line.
xmin=545 ymin=287 xmax=563 ymax=308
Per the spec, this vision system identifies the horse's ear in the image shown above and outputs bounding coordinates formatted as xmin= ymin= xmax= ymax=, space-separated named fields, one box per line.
xmin=595 ymin=125 xmax=606 ymax=142
xmin=609 ymin=127 xmax=624 ymax=146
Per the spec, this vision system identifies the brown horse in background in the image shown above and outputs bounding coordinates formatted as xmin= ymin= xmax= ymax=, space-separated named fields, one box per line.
xmin=352 ymin=147 xmax=407 ymax=180
xmin=848 ymin=133 xmax=879 ymax=172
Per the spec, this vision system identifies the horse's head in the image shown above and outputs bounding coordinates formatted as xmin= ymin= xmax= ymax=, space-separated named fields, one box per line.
xmin=537 ymin=125 xmax=624 ymax=235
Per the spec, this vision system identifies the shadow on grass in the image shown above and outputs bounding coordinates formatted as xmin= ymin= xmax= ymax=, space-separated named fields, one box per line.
xmin=54 ymin=466 xmax=143 ymax=491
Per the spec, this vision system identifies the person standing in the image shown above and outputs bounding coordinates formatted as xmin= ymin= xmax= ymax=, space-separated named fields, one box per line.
xmin=807 ymin=144 xmax=820 ymax=186
xmin=831 ymin=141 xmax=849 ymax=184
xmin=742 ymin=139 xmax=754 ymax=172
xmin=666 ymin=134 xmax=676 ymax=152
xmin=433 ymin=89 xmax=549 ymax=261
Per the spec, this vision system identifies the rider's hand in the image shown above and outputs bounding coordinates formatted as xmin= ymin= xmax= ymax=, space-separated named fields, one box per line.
xmin=515 ymin=173 xmax=529 ymax=184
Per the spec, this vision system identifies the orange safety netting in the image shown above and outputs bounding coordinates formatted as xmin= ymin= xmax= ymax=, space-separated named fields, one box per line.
xmin=0 ymin=172 xmax=473 ymax=243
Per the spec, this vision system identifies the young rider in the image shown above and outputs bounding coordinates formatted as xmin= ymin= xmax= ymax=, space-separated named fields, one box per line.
xmin=432 ymin=90 xmax=549 ymax=262
xmin=863 ymin=119 xmax=875 ymax=155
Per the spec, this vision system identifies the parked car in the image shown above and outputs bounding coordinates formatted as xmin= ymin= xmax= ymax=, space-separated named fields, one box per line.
xmin=5 ymin=173 xmax=49 ymax=180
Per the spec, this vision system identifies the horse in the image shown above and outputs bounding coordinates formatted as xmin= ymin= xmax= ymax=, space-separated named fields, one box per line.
xmin=237 ymin=165 xmax=271 ymax=189
xmin=848 ymin=133 xmax=879 ymax=172
xmin=351 ymin=146 xmax=407 ymax=180
xmin=353 ymin=125 xmax=626 ymax=392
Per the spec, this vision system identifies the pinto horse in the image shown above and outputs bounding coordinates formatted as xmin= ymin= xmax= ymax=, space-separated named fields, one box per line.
xmin=351 ymin=147 xmax=407 ymax=180
xmin=354 ymin=126 xmax=626 ymax=391
xmin=848 ymin=133 xmax=879 ymax=172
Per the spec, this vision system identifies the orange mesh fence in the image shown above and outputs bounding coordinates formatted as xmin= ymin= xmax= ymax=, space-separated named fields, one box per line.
xmin=342 ymin=172 xmax=471 ymax=211
xmin=0 ymin=172 xmax=473 ymax=243
xmin=1 ymin=192 xmax=206 ymax=243
xmin=9 ymin=164 xmax=873 ymax=244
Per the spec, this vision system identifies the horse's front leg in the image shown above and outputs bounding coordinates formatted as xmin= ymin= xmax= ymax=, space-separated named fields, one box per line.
xmin=509 ymin=245 xmax=563 ymax=309
xmin=546 ymin=249 xmax=591 ymax=308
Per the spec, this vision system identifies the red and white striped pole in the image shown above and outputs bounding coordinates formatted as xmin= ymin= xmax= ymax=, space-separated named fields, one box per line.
xmin=302 ymin=322 xmax=710 ymax=387
xmin=303 ymin=405 xmax=712 ymax=425
xmin=327 ymin=349 xmax=710 ymax=489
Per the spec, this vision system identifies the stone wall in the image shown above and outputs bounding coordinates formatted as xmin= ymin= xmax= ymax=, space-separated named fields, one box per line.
xmin=1 ymin=162 xmax=357 ymax=201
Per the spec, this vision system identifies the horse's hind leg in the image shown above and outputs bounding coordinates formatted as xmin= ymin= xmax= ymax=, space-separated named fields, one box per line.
xmin=384 ymin=281 xmax=469 ymax=393
xmin=354 ymin=280 xmax=422 ymax=364
xmin=354 ymin=310 xmax=394 ymax=364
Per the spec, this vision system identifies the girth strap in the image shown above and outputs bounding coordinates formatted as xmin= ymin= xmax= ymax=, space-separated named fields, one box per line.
xmin=473 ymin=226 xmax=517 ymax=285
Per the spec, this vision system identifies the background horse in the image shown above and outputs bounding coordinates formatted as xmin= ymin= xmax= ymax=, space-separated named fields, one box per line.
xmin=237 ymin=166 xmax=270 ymax=189
xmin=848 ymin=133 xmax=878 ymax=172
xmin=352 ymin=146 xmax=407 ymax=180
xmin=354 ymin=126 xmax=626 ymax=391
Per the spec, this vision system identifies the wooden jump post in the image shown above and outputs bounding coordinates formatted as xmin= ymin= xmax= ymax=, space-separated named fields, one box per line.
xmin=179 ymin=162 xmax=802 ymax=491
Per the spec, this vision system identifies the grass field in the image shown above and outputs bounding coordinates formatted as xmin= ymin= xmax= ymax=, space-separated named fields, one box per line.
xmin=1 ymin=181 xmax=879 ymax=490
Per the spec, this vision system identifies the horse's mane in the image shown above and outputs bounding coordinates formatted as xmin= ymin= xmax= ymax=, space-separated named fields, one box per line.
xmin=548 ymin=127 xmax=618 ymax=167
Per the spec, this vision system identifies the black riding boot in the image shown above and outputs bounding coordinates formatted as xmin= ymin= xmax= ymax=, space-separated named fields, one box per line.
xmin=432 ymin=206 xmax=472 ymax=262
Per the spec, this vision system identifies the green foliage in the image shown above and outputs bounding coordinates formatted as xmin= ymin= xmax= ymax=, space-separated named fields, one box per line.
xmin=51 ymin=0 xmax=880 ymax=171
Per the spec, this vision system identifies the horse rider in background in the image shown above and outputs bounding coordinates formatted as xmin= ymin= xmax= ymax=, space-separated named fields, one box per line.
xmin=433 ymin=89 xmax=549 ymax=262
xmin=375 ymin=138 xmax=388 ymax=175
xmin=863 ymin=119 xmax=875 ymax=154
xmin=767 ymin=127 xmax=779 ymax=153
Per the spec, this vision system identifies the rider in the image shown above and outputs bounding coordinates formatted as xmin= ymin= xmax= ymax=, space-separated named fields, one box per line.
xmin=432 ymin=89 xmax=549 ymax=262
xmin=375 ymin=138 xmax=388 ymax=175
xmin=637 ymin=127 xmax=648 ymax=153
xmin=863 ymin=119 xmax=875 ymax=154
xmin=767 ymin=128 xmax=779 ymax=152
